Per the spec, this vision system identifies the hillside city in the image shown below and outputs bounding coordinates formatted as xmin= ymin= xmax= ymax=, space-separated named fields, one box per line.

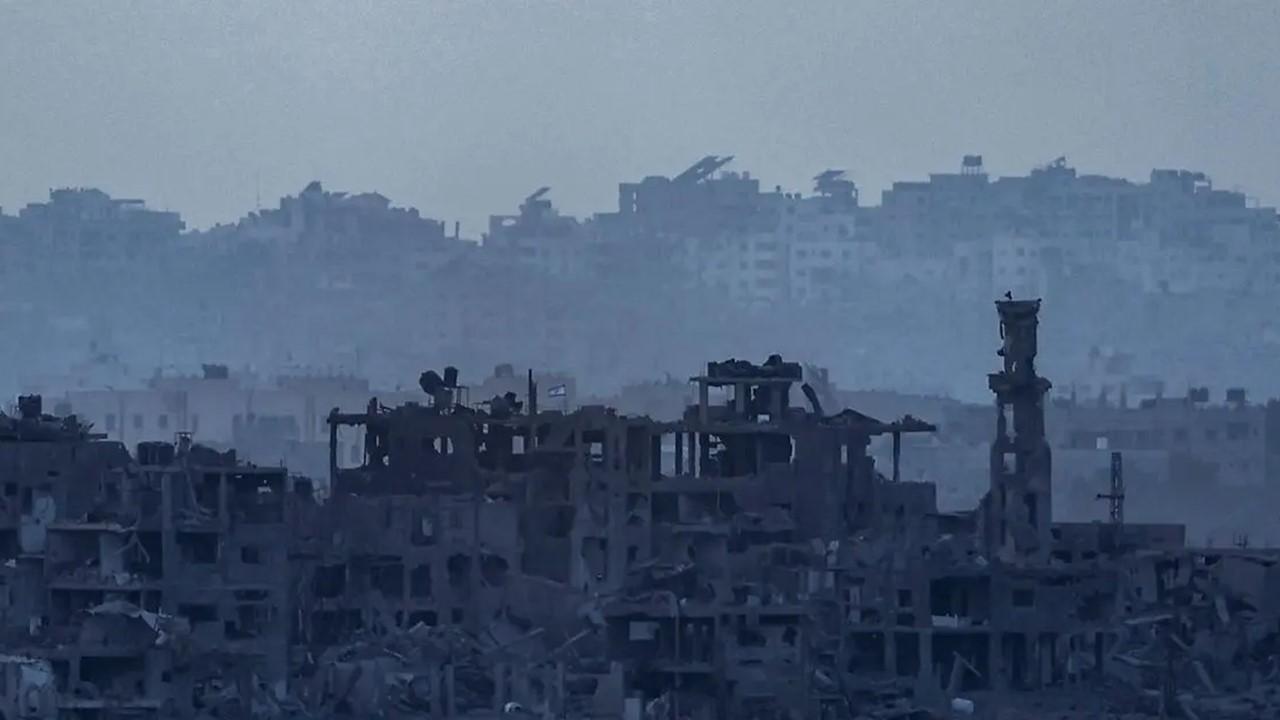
xmin=3 ymin=155 xmax=1278 ymax=407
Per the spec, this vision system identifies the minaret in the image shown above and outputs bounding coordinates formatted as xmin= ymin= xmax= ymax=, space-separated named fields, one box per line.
xmin=984 ymin=299 xmax=1053 ymax=563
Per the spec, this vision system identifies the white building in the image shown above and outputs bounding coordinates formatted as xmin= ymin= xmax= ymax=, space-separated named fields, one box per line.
xmin=61 ymin=368 xmax=422 ymax=474
xmin=484 ymin=187 xmax=593 ymax=280
xmin=991 ymin=234 xmax=1049 ymax=300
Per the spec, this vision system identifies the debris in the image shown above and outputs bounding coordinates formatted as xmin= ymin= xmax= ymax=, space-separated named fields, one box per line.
xmin=4 ymin=302 xmax=1280 ymax=719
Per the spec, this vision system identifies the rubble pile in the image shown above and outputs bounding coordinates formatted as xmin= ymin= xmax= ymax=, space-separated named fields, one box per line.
xmin=1097 ymin=553 xmax=1280 ymax=719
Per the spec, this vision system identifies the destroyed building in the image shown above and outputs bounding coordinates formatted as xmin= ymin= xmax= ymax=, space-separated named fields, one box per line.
xmin=2 ymin=300 xmax=1279 ymax=719
xmin=0 ymin=395 xmax=305 ymax=718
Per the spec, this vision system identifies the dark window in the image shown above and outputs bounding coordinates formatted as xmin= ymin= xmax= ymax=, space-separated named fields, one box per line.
xmin=1012 ymin=589 xmax=1035 ymax=607
xmin=178 ymin=604 xmax=218 ymax=623
xmin=241 ymin=546 xmax=262 ymax=564
xmin=410 ymin=565 xmax=433 ymax=598
xmin=411 ymin=514 xmax=436 ymax=546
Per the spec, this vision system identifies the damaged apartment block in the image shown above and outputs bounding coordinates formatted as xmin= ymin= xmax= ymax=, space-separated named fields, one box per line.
xmin=3 ymin=300 xmax=1280 ymax=719
xmin=600 ymin=354 xmax=935 ymax=720
xmin=0 ymin=399 xmax=301 ymax=719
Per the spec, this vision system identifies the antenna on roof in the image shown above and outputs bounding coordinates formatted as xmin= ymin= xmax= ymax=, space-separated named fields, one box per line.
xmin=1096 ymin=451 xmax=1125 ymax=526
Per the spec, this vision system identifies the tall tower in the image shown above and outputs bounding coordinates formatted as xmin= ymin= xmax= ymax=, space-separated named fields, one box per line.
xmin=984 ymin=299 xmax=1053 ymax=563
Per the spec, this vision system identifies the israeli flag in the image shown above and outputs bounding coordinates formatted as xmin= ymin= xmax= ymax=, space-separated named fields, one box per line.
xmin=548 ymin=384 xmax=568 ymax=398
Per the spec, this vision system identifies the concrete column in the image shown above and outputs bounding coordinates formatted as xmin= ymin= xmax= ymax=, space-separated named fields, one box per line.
xmin=674 ymin=433 xmax=683 ymax=476
xmin=494 ymin=662 xmax=507 ymax=710
xmin=1023 ymin=634 xmax=1034 ymax=689
xmin=989 ymin=632 xmax=1005 ymax=692
xmin=688 ymin=433 xmax=697 ymax=475
xmin=160 ymin=471 xmax=178 ymax=615
xmin=511 ymin=664 xmax=528 ymax=709
xmin=445 ymin=664 xmax=457 ymax=718
xmin=218 ymin=473 xmax=229 ymax=531
xmin=1094 ymin=631 xmax=1106 ymax=681
xmin=918 ymin=630 xmax=933 ymax=684
xmin=1039 ymin=633 xmax=1054 ymax=687
xmin=433 ymin=667 xmax=445 ymax=720
xmin=556 ymin=662 xmax=566 ymax=717
xmin=401 ymin=564 xmax=410 ymax=627
xmin=698 ymin=434 xmax=710 ymax=478
xmin=328 ymin=414 xmax=338 ymax=484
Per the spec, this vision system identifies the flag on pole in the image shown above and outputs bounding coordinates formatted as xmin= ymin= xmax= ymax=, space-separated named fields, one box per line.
xmin=548 ymin=384 xmax=567 ymax=398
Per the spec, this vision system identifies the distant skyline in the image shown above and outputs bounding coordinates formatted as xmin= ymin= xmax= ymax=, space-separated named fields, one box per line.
xmin=2 ymin=1 xmax=1278 ymax=233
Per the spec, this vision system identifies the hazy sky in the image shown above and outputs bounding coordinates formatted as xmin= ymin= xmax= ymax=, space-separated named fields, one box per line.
xmin=2 ymin=1 xmax=1278 ymax=233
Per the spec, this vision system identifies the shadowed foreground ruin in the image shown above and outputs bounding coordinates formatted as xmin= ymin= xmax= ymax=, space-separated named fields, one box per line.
xmin=2 ymin=300 xmax=1279 ymax=720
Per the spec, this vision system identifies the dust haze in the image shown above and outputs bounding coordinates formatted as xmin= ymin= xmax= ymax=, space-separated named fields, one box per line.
xmin=2 ymin=3 xmax=1280 ymax=719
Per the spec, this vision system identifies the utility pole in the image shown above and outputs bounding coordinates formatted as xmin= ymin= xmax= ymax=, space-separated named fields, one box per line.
xmin=1097 ymin=451 xmax=1125 ymax=526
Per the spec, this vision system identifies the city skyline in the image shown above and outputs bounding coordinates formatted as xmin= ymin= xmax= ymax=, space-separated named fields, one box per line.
xmin=3 ymin=153 xmax=1274 ymax=236
xmin=3 ymin=2 xmax=1278 ymax=233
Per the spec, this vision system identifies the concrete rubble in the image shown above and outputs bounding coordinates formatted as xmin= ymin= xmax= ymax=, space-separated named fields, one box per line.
xmin=2 ymin=299 xmax=1280 ymax=719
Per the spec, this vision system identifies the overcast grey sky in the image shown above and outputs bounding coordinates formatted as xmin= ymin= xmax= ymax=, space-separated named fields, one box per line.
xmin=1 ymin=1 xmax=1278 ymax=232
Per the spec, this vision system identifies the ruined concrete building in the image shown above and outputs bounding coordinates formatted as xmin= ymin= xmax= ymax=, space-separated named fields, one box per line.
xmin=2 ymin=300 xmax=1280 ymax=719
xmin=0 ymin=396 xmax=300 ymax=717
xmin=981 ymin=299 xmax=1054 ymax=563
